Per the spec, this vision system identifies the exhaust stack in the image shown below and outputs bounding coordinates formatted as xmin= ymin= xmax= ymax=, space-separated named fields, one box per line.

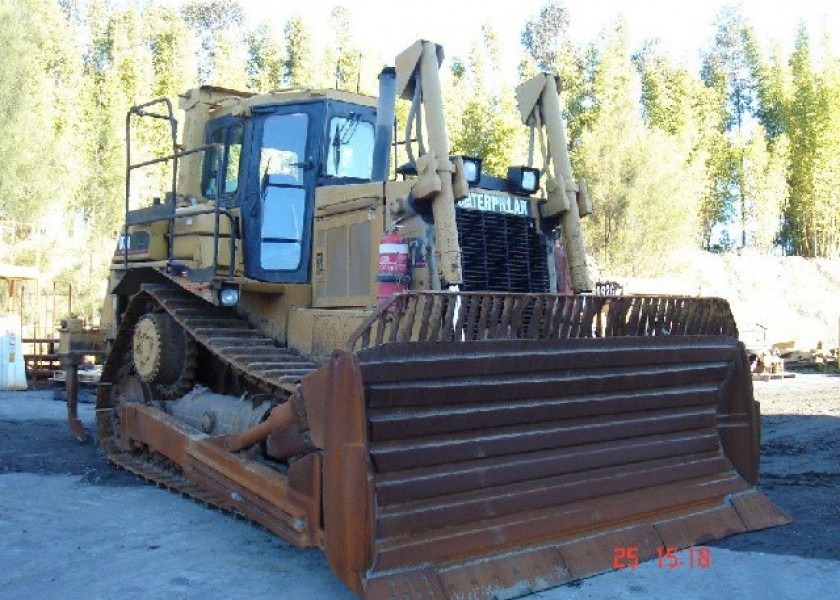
xmin=371 ymin=67 xmax=397 ymax=182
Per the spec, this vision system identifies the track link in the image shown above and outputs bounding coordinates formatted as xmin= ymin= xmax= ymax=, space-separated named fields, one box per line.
xmin=109 ymin=451 xmax=236 ymax=511
xmin=142 ymin=283 xmax=318 ymax=395
xmin=97 ymin=281 xmax=319 ymax=511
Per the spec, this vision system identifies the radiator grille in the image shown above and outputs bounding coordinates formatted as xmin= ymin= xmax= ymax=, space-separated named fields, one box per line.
xmin=455 ymin=207 xmax=550 ymax=293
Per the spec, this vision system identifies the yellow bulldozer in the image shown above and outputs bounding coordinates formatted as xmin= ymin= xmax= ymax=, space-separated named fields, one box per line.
xmin=65 ymin=40 xmax=789 ymax=599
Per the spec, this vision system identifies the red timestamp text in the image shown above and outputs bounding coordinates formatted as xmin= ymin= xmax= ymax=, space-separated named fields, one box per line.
xmin=612 ymin=546 xmax=712 ymax=570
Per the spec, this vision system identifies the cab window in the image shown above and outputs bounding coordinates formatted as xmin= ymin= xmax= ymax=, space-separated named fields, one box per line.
xmin=324 ymin=115 xmax=374 ymax=179
xmin=259 ymin=112 xmax=309 ymax=271
xmin=202 ymin=123 xmax=243 ymax=197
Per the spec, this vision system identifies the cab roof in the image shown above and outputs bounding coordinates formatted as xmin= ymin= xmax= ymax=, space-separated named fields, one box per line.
xmin=179 ymin=85 xmax=378 ymax=121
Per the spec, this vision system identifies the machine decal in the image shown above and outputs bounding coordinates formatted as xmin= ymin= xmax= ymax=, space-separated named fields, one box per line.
xmin=460 ymin=191 xmax=529 ymax=216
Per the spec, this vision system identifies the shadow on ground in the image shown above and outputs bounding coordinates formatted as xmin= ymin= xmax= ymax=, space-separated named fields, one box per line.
xmin=712 ymin=413 xmax=840 ymax=561
xmin=2 ymin=392 xmax=838 ymax=564
xmin=0 ymin=417 xmax=142 ymax=487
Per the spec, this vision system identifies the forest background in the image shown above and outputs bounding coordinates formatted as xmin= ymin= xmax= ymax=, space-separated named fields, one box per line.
xmin=1 ymin=0 xmax=839 ymax=324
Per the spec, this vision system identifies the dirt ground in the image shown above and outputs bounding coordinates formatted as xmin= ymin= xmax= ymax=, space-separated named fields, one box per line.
xmin=1 ymin=373 xmax=838 ymax=599
xmin=713 ymin=371 xmax=840 ymax=561
xmin=620 ymin=253 xmax=840 ymax=350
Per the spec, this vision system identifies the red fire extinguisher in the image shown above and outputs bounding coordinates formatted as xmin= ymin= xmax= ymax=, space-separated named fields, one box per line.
xmin=377 ymin=230 xmax=410 ymax=309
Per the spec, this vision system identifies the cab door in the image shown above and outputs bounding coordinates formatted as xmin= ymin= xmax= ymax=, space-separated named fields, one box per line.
xmin=243 ymin=104 xmax=321 ymax=283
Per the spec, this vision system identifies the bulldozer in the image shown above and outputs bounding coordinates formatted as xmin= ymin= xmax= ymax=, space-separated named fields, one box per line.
xmin=68 ymin=39 xmax=790 ymax=599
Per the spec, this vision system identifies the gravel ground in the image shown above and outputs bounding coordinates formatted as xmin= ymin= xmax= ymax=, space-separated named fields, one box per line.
xmin=1 ymin=374 xmax=838 ymax=600
xmin=713 ymin=373 xmax=840 ymax=561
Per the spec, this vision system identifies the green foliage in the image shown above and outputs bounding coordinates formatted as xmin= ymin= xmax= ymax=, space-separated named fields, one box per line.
xmin=693 ymin=7 xmax=800 ymax=253
xmin=146 ymin=6 xmax=195 ymax=99
xmin=450 ymin=24 xmax=526 ymax=177
xmin=781 ymin=25 xmax=840 ymax=257
xmin=322 ymin=5 xmax=361 ymax=91
xmin=454 ymin=96 xmax=522 ymax=177
xmin=698 ymin=8 xmax=754 ymax=248
xmin=697 ymin=126 xmax=735 ymax=250
xmin=245 ymin=23 xmax=284 ymax=92
xmin=575 ymin=21 xmax=706 ymax=274
xmin=521 ymin=1 xmax=570 ymax=71
xmin=701 ymin=6 xmax=755 ymax=131
xmin=784 ymin=27 xmax=820 ymax=256
xmin=4 ymin=0 xmax=840 ymax=327
xmin=180 ymin=0 xmax=244 ymax=84
xmin=208 ymin=30 xmax=248 ymax=89
xmin=811 ymin=53 xmax=840 ymax=256
xmin=283 ymin=14 xmax=314 ymax=87
xmin=180 ymin=0 xmax=244 ymax=31
xmin=633 ymin=39 xmax=733 ymax=251
xmin=0 ymin=0 xmax=109 ymax=323
xmin=747 ymin=42 xmax=790 ymax=142
xmin=740 ymin=129 xmax=789 ymax=252
xmin=0 ymin=0 xmax=81 ymax=225
xmin=634 ymin=41 xmax=695 ymax=136
xmin=521 ymin=1 xmax=594 ymax=143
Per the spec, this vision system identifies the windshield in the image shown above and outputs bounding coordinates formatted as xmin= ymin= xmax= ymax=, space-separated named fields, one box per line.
xmin=325 ymin=114 xmax=374 ymax=179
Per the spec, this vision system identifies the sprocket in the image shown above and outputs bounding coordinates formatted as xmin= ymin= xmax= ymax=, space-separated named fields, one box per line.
xmin=132 ymin=312 xmax=196 ymax=399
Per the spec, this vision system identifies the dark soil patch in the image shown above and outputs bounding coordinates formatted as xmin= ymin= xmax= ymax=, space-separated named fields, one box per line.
xmin=0 ymin=418 xmax=142 ymax=487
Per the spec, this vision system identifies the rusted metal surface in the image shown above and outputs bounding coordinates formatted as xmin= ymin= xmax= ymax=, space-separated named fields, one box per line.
xmin=119 ymin=402 xmax=317 ymax=545
xmin=300 ymin=350 xmax=372 ymax=597
xmin=95 ymin=281 xmax=322 ymax=548
xmin=65 ymin=363 xmax=87 ymax=442
xmin=309 ymin=333 xmax=789 ymax=599
xmin=59 ymin=322 xmax=107 ymax=442
xmin=348 ymin=291 xmax=738 ymax=350
xmin=210 ymin=401 xmax=290 ymax=452
xmin=207 ymin=397 xmax=312 ymax=457
xmin=92 ymin=283 xmax=788 ymax=600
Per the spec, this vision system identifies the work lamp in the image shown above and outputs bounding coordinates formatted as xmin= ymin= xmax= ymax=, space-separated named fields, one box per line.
xmin=507 ymin=166 xmax=541 ymax=195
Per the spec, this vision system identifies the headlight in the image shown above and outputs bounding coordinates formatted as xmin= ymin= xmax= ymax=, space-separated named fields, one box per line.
xmin=219 ymin=287 xmax=240 ymax=306
xmin=507 ymin=166 xmax=541 ymax=195
xmin=453 ymin=155 xmax=482 ymax=186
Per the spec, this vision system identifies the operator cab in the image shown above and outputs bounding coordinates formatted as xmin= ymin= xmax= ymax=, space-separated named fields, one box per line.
xmin=199 ymin=95 xmax=377 ymax=284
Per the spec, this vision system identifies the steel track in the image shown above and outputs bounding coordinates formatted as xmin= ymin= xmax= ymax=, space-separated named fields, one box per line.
xmin=97 ymin=281 xmax=318 ymax=512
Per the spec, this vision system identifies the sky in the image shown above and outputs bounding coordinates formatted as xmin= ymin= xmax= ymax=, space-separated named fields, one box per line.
xmin=225 ymin=0 xmax=840 ymax=78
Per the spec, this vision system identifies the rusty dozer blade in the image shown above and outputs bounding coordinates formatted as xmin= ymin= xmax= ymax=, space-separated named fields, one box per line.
xmin=302 ymin=292 xmax=790 ymax=600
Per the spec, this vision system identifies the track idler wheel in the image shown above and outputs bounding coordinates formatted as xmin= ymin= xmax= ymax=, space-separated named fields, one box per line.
xmin=132 ymin=312 xmax=196 ymax=399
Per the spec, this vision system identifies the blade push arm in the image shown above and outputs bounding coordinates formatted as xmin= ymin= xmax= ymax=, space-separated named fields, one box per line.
xmin=517 ymin=74 xmax=592 ymax=293
xmin=395 ymin=40 xmax=468 ymax=287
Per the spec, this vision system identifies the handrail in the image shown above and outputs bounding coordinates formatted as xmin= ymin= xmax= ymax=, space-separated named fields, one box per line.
xmin=127 ymin=143 xmax=219 ymax=172
xmin=166 ymin=204 xmax=237 ymax=277
xmin=125 ymin=98 xmax=178 ymax=269
xmin=124 ymin=99 xmax=236 ymax=278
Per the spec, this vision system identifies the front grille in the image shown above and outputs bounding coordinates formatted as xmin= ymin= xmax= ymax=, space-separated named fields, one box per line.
xmin=455 ymin=207 xmax=550 ymax=293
